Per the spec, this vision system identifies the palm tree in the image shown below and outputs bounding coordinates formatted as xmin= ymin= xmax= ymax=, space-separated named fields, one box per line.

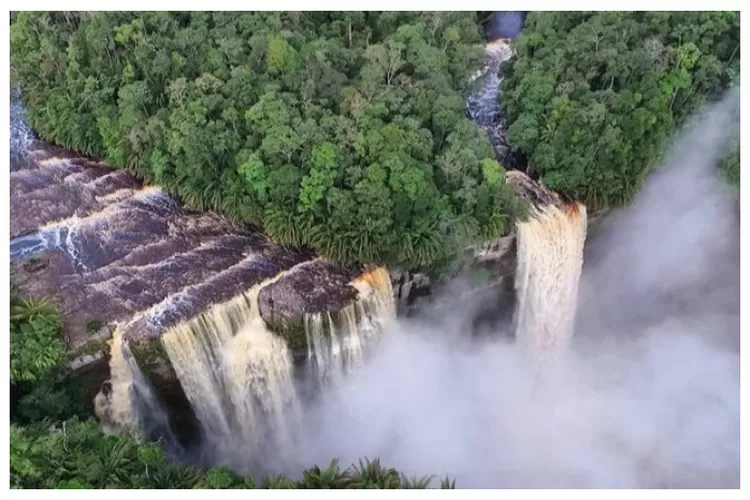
xmin=261 ymin=473 xmax=296 ymax=489
xmin=10 ymin=295 xmax=58 ymax=324
xmin=138 ymin=461 xmax=200 ymax=489
xmin=299 ymin=459 xmax=352 ymax=489
xmin=400 ymin=474 xmax=434 ymax=489
xmin=440 ymin=476 xmax=456 ymax=489
xmin=349 ymin=458 xmax=402 ymax=489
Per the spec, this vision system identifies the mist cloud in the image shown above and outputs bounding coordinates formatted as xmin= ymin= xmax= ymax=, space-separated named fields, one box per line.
xmin=291 ymin=90 xmax=740 ymax=488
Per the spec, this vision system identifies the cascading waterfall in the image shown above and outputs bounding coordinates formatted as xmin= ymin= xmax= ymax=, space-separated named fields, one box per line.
xmin=9 ymin=93 xmax=399 ymax=469
xmin=94 ymin=329 xmax=178 ymax=448
xmin=471 ymin=13 xmax=589 ymax=368
xmin=160 ymin=267 xmax=310 ymax=471
xmin=513 ymin=202 xmax=587 ymax=363
xmin=304 ymin=267 xmax=396 ymax=384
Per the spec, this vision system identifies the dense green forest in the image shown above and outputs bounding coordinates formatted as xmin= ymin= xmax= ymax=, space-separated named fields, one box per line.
xmin=9 ymin=286 xmax=454 ymax=489
xmin=10 ymin=11 xmax=525 ymax=271
xmin=7 ymin=11 xmax=742 ymax=489
xmin=9 ymin=11 xmax=740 ymax=270
xmin=502 ymin=11 xmax=740 ymax=208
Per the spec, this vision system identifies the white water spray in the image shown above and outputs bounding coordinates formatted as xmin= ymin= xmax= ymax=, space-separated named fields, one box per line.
xmin=293 ymin=92 xmax=739 ymax=488
xmin=160 ymin=270 xmax=305 ymax=471
xmin=95 ymin=330 xmax=177 ymax=448
xmin=305 ymin=267 xmax=396 ymax=384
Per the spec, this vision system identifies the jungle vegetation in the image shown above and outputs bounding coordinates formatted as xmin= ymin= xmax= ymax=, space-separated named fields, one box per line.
xmin=501 ymin=11 xmax=740 ymax=208
xmin=11 ymin=417 xmax=456 ymax=489
xmin=10 ymin=287 xmax=89 ymax=425
xmin=11 ymin=419 xmax=456 ymax=489
xmin=10 ymin=11 xmax=526 ymax=271
xmin=9 ymin=12 xmax=740 ymax=271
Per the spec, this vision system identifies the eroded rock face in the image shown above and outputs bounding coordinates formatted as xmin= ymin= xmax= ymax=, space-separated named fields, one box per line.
xmin=258 ymin=259 xmax=362 ymax=333
xmin=505 ymin=170 xmax=565 ymax=208
xmin=389 ymin=269 xmax=432 ymax=314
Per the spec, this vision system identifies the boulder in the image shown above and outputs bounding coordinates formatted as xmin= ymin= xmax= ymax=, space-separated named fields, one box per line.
xmin=258 ymin=259 xmax=363 ymax=352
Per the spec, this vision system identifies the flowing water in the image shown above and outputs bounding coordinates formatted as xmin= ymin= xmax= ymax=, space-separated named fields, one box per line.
xmin=161 ymin=272 xmax=304 ymax=471
xmin=466 ymin=12 xmax=527 ymax=168
xmin=9 ymin=96 xmax=395 ymax=467
xmin=513 ymin=203 xmax=587 ymax=364
xmin=9 ymin=129 xmax=321 ymax=350
xmin=9 ymin=11 xmax=591 ymax=480
xmin=305 ymin=267 xmax=396 ymax=384
xmin=17 ymin=12 xmax=728 ymax=486
xmin=95 ymin=329 xmax=178 ymax=449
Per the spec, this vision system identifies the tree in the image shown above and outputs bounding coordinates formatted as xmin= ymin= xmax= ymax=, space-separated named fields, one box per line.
xmin=10 ymin=295 xmax=64 ymax=384
xmin=10 ymin=418 xmax=456 ymax=489
xmin=11 ymin=11 xmax=525 ymax=272
xmin=501 ymin=11 xmax=740 ymax=210
xmin=9 ymin=287 xmax=88 ymax=425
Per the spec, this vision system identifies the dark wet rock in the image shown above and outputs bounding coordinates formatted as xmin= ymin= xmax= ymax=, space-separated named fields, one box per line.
xmin=258 ymin=259 xmax=363 ymax=349
xmin=21 ymin=255 xmax=48 ymax=273
xmin=10 ymin=144 xmax=142 ymax=239
xmin=389 ymin=269 xmax=432 ymax=314
xmin=69 ymin=352 xmax=107 ymax=376
xmin=485 ymin=11 xmax=528 ymax=42
xmin=505 ymin=170 xmax=564 ymax=208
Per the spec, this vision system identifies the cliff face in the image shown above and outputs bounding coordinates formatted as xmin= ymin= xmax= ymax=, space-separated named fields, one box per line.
xmin=396 ymin=170 xmax=596 ymax=339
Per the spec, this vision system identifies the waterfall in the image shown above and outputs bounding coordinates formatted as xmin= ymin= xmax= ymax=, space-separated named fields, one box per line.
xmin=160 ymin=267 xmax=310 ymax=471
xmin=513 ymin=203 xmax=587 ymax=363
xmin=94 ymin=330 xmax=178 ymax=449
xmin=305 ymin=267 xmax=396 ymax=384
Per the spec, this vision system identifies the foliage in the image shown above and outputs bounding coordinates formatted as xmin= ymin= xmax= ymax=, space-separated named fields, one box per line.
xmin=10 ymin=11 xmax=526 ymax=270
xmin=502 ymin=11 xmax=740 ymax=210
xmin=86 ymin=319 xmax=105 ymax=333
xmin=14 ymin=377 xmax=88 ymax=424
xmin=10 ymin=419 xmax=455 ymax=489
xmin=10 ymin=290 xmax=87 ymax=424
xmin=10 ymin=294 xmax=64 ymax=383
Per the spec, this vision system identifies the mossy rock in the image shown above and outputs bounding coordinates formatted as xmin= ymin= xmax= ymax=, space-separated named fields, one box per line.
xmin=268 ymin=316 xmax=308 ymax=356
xmin=86 ymin=319 xmax=105 ymax=334
xmin=129 ymin=338 xmax=177 ymax=388
xmin=66 ymin=337 xmax=109 ymax=363
xmin=22 ymin=255 xmax=48 ymax=273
